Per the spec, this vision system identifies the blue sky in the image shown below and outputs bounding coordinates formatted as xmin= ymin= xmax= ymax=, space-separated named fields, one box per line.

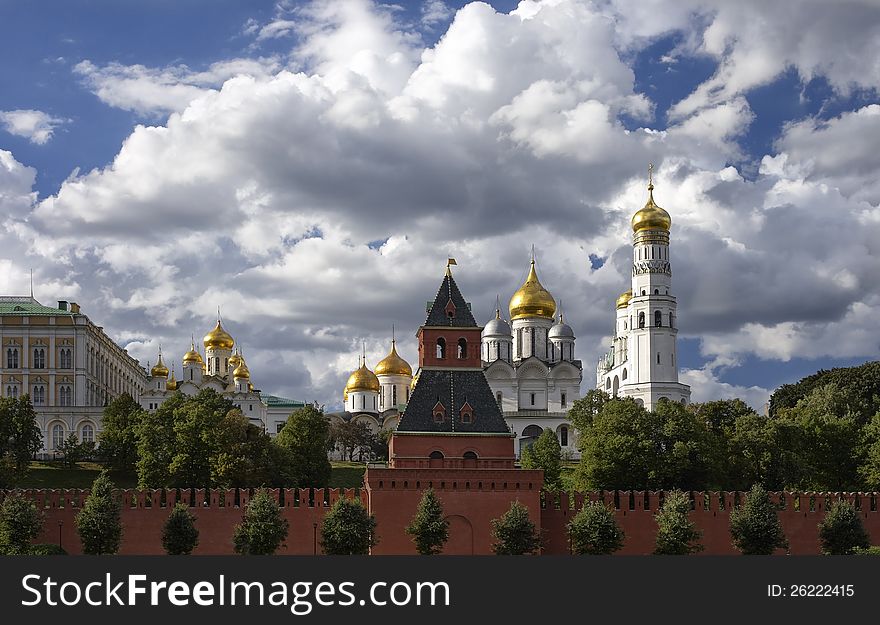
xmin=1 ymin=0 xmax=879 ymax=409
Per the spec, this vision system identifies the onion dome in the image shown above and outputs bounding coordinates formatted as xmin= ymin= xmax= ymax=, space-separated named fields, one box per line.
xmin=374 ymin=340 xmax=412 ymax=377
xmin=167 ymin=367 xmax=178 ymax=391
xmin=345 ymin=361 xmax=381 ymax=393
xmin=549 ymin=313 xmax=574 ymax=339
xmin=150 ymin=353 xmax=169 ymax=378
xmin=509 ymin=259 xmax=556 ymax=320
xmin=483 ymin=308 xmax=512 ymax=336
xmin=183 ymin=340 xmax=203 ymax=365
xmin=228 ymin=350 xmax=242 ymax=369
xmin=631 ymin=178 xmax=671 ymax=233
xmin=232 ymin=359 xmax=250 ymax=380
xmin=616 ymin=289 xmax=632 ymax=309
xmin=203 ymin=320 xmax=234 ymax=350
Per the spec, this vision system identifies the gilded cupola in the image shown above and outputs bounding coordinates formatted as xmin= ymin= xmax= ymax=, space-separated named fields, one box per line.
xmin=616 ymin=289 xmax=632 ymax=309
xmin=228 ymin=349 xmax=242 ymax=370
xmin=182 ymin=339 xmax=203 ymax=365
xmin=203 ymin=319 xmax=234 ymax=350
xmin=345 ymin=359 xmax=381 ymax=393
xmin=374 ymin=339 xmax=412 ymax=377
xmin=631 ymin=166 xmax=671 ymax=233
xmin=150 ymin=352 xmax=169 ymax=378
xmin=167 ymin=366 xmax=178 ymax=391
xmin=509 ymin=259 xmax=556 ymax=320
xmin=232 ymin=359 xmax=250 ymax=380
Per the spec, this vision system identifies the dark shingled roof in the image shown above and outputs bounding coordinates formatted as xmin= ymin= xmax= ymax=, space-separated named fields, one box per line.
xmin=424 ymin=271 xmax=477 ymax=327
xmin=397 ymin=369 xmax=511 ymax=434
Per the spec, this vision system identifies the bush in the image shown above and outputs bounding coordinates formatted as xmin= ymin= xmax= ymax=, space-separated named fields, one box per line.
xmin=568 ymin=502 xmax=625 ymax=555
xmin=405 ymin=489 xmax=449 ymax=555
xmin=29 ymin=543 xmax=67 ymax=555
xmin=520 ymin=429 xmax=563 ymax=490
xmin=76 ymin=471 xmax=123 ymax=555
xmin=162 ymin=503 xmax=199 ymax=555
xmin=0 ymin=495 xmax=44 ymax=555
xmin=233 ymin=489 xmax=289 ymax=555
xmin=729 ymin=485 xmax=789 ymax=555
xmin=853 ymin=546 xmax=880 ymax=555
xmin=818 ymin=500 xmax=870 ymax=555
xmin=653 ymin=490 xmax=703 ymax=555
xmin=491 ymin=500 xmax=541 ymax=555
xmin=321 ymin=498 xmax=377 ymax=555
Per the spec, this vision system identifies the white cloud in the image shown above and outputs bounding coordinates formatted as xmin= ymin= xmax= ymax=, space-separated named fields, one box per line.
xmin=0 ymin=109 xmax=67 ymax=144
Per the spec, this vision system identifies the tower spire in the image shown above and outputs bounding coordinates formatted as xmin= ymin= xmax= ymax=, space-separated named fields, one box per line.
xmin=29 ymin=269 xmax=33 ymax=298
xmin=530 ymin=244 xmax=535 ymax=264
xmin=646 ymin=163 xmax=656 ymax=206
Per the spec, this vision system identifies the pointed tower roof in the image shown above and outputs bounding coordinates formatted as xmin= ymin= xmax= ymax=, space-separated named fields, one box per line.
xmin=424 ymin=262 xmax=477 ymax=327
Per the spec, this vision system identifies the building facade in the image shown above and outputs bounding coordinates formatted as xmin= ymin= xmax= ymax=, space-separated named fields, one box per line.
xmin=139 ymin=318 xmax=305 ymax=434
xmin=481 ymin=259 xmax=583 ymax=457
xmin=596 ymin=174 xmax=691 ymax=409
xmin=0 ymin=296 xmax=147 ymax=453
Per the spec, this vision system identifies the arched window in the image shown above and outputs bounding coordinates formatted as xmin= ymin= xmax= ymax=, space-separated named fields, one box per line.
xmin=657 ymin=352 xmax=661 ymax=364
xmin=654 ymin=288 xmax=659 ymax=295
xmin=392 ymin=385 xmax=398 ymax=406
xmin=6 ymin=348 xmax=18 ymax=369
xmin=360 ymin=395 xmax=365 ymax=410
xmin=33 ymin=348 xmax=45 ymax=369
xmin=436 ymin=337 xmax=446 ymax=359
xmin=52 ymin=424 xmax=64 ymax=450
xmin=669 ymin=312 xmax=674 ymax=328
xmin=496 ymin=391 xmax=502 ymax=407
xmin=641 ymin=290 xmax=645 ymax=296
xmin=559 ymin=426 xmax=568 ymax=447
xmin=433 ymin=401 xmax=446 ymax=422
xmin=622 ymin=368 xmax=628 ymax=380
xmin=606 ymin=377 xmax=611 ymax=390
xmin=463 ymin=451 xmax=478 ymax=468
xmin=638 ymin=312 xmax=645 ymax=328
xmin=429 ymin=450 xmax=444 ymax=468
xmin=81 ymin=423 xmax=94 ymax=443
xmin=655 ymin=310 xmax=662 ymax=327
xmin=457 ymin=338 xmax=467 ymax=359
xmin=60 ymin=348 xmax=72 ymax=369
xmin=561 ymin=392 xmax=567 ymax=408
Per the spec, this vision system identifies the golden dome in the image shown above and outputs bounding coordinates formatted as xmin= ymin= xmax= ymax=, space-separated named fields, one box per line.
xmin=616 ymin=289 xmax=632 ymax=309
xmin=232 ymin=360 xmax=250 ymax=380
xmin=167 ymin=368 xmax=178 ymax=391
xmin=509 ymin=259 xmax=556 ymax=320
xmin=228 ymin=351 xmax=242 ymax=369
xmin=150 ymin=354 xmax=169 ymax=378
xmin=203 ymin=320 xmax=234 ymax=350
xmin=631 ymin=182 xmax=671 ymax=233
xmin=345 ymin=362 xmax=380 ymax=393
xmin=374 ymin=340 xmax=412 ymax=377
xmin=183 ymin=340 xmax=203 ymax=365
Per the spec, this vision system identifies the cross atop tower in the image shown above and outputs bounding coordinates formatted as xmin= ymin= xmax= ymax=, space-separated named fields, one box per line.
xmin=648 ymin=162 xmax=654 ymax=191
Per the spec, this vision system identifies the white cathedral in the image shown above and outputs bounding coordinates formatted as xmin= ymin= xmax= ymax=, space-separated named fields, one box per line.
xmin=596 ymin=172 xmax=691 ymax=409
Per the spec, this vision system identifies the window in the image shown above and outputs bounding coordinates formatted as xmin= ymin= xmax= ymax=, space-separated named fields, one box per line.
xmin=33 ymin=385 xmax=45 ymax=405
xmin=6 ymin=348 xmax=19 ymax=369
xmin=436 ymin=337 xmax=446 ymax=359
xmin=81 ymin=423 xmax=94 ymax=443
xmin=655 ymin=310 xmax=662 ymax=327
xmin=657 ymin=352 xmax=661 ymax=364
xmin=392 ymin=385 xmax=397 ymax=406
xmin=463 ymin=451 xmax=478 ymax=467
xmin=622 ymin=368 xmax=628 ymax=381
xmin=530 ymin=392 xmax=536 ymax=406
xmin=606 ymin=378 xmax=611 ymax=390
xmin=496 ymin=391 xmax=502 ymax=407
xmin=459 ymin=402 xmax=474 ymax=424
xmin=406 ymin=387 xmax=409 ymax=402
xmin=360 ymin=395 xmax=365 ymax=410
xmin=457 ymin=338 xmax=467 ymax=359
xmin=33 ymin=348 xmax=45 ymax=369
xmin=6 ymin=385 xmax=18 ymax=398
xmin=638 ymin=312 xmax=645 ymax=328
xmin=60 ymin=348 xmax=72 ymax=369
xmin=560 ymin=426 xmax=568 ymax=447
xmin=561 ymin=392 xmax=567 ymax=408
xmin=654 ymin=288 xmax=659 ymax=295
xmin=59 ymin=386 xmax=71 ymax=406
xmin=276 ymin=422 xmax=285 ymax=434
xmin=224 ymin=358 xmax=228 ymax=371
xmin=641 ymin=290 xmax=645 ymax=295
xmin=669 ymin=312 xmax=674 ymax=328
xmin=52 ymin=424 xmax=64 ymax=450
xmin=249 ymin=404 xmax=253 ymax=411
xmin=432 ymin=401 xmax=446 ymax=423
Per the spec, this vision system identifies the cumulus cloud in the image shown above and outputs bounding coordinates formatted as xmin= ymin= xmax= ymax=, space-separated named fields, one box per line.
xmin=0 ymin=109 xmax=67 ymax=144
xmin=3 ymin=0 xmax=879 ymax=408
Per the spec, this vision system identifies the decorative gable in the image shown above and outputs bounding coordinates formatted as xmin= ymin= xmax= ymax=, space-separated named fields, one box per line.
xmin=459 ymin=400 xmax=474 ymax=424
xmin=432 ymin=400 xmax=446 ymax=423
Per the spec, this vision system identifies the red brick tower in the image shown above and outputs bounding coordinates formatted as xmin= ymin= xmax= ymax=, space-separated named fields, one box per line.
xmin=366 ymin=262 xmax=543 ymax=554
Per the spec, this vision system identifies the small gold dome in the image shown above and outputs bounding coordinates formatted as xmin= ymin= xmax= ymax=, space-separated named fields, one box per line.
xmin=232 ymin=360 xmax=250 ymax=380
xmin=183 ymin=341 xmax=203 ymax=365
xmin=167 ymin=368 xmax=178 ymax=391
xmin=150 ymin=354 xmax=169 ymax=378
xmin=374 ymin=340 xmax=412 ymax=377
xmin=616 ymin=289 xmax=632 ymax=309
xmin=631 ymin=182 xmax=671 ymax=233
xmin=204 ymin=320 xmax=234 ymax=350
xmin=228 ymin=351 xmax=242 ymax=369
xmin=345 ymin=362 xmax=380 ymax=393
xmin=509 ymin=259 xmax=556 ymax=320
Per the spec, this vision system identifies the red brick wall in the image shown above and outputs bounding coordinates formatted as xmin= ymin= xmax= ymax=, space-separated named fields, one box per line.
xmin=540 ymin=491 xmax=880 ymax=555
xmin=365 ymin=468 xmax=544 ymax=555
xmin=417 ymin=328 xmax=483 ymax=369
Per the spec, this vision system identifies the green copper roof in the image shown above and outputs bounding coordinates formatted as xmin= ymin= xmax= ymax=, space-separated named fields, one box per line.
xmin=0 ymin=297 xmax=72 ymax=316
xmin=264 ymin=394 xmax=306 ymax=408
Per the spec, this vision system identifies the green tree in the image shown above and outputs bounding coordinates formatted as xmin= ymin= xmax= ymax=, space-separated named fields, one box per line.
xmin=818 ymin=500 xmax=870 ymax=555
xmin=568 ymin=502 xmax=624 ymax=555
xmin=76 ymin=471 xmax=123 ymax=555
xmin=729 ymin=484 xmax=789 ymax=555
xmin=491 ymin=500 xmax=541 ymax=555
xmin=520 ymin=428 xmax=563 ymax=490
xmin=653 ymin=490 xmax=703 ymax=555
xmin=321 ymin=497 xmax=377 ymax=555
xmin=770 ymin=361 xmax=880 ymax=423
xmin=275 ymin=405 xmax=332 ymax=487
xmin=162 ymin=503 xmax=199 ymax=555
xmin=98 ymin=393 xmax=144 ymax=472
xmin=655 ymin=399 xmax=715 ymax=490
xmin=0 ymin=495 xmax=44 ymax=555
xmin=567 ymin=389 xmax=608 ymax=434
xmin=232 ymin=489 xmax=289 ymax=555
xmin=405 ymin=489 xmax=449 ymax=555
xmin=0 ymin=395 xmax=42 ymax=472
xmin=58 ymin=433 xmax=85 ymax=468
xmin=858 ymin=412 xmax=880 ymax=489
